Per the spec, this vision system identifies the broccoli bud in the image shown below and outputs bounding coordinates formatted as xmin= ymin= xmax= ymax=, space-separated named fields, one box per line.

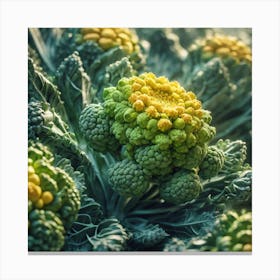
xmin=28 ymin=142 xmax=81 ymax=231
xmin=28 ymin=100 xmax=54 ymax=139
xmin=28 ymin=209 xmax=65 ymax=251
xmin=160 ymin=169 xmax=202 ymax=204
xmin=199 ymin=145 xmax=225 ymax=179
xmin=134 ymin=145 xmax=173 ymax=176
xmin=79 ymin=103 xmax=120 ymax=153
xmin=108 ymin=159 xmax=150 ymax=197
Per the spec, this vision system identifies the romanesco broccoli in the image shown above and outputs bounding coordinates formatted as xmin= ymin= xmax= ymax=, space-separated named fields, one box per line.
xmin=102 ymin=73 xmax=215 ymax=173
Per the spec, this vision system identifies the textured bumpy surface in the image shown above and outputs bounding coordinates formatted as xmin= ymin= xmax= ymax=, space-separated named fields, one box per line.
xmin=186 ymin=209 xmax=252 ymax=252
xmin=79 ymin=28 xmax=140 ymax=54
xmin=103 ymin=72 xmax=216 ymax=173
xmin=191 ymin=34 xmax=252 ymax=64
xmin=79 ymin=103 xmax=120 ymax=152
xmin=28 ymin=28 xmax=252 ymax=252
xmin=28 ymin=209 xmax=65 ymax=251
xmin=160 ymin=169 xmax=202 ymax=204
xmin=199 ymin=145 xmax=225 ymax=179
xmin=108 ymin=159 xmax=150 ymax=197
xmin=28 ymin=142 xmax=81 ymax=251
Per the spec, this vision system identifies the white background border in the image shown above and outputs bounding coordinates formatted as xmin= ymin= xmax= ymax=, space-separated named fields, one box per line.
xmin=1 ymin=0 xmax=279 ymax=279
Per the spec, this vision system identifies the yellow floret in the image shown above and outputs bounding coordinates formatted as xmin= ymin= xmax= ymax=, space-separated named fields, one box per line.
xmin=157 ymin=118 xmax=172 ymax=132
xmin=28 ymin=182 xmax=42 ymax=202
xmin=83 ymin=33 xmax=100 ymax=41
xmin=243 ymin=244 xmax=252 ymax=251
xmin=80 ymin=27 xmax=139 ymax=54
xmin=35 ymin=198 xmax=44 ymax=209
xmin=98 ymin=37 xmax=115 ymax=50
xmin=28 ymin=173 xmax=40 ymax=185
xmin=41 ymin=191 xmax=54 ymax=205
xmin=181 ymin=114 xmax=192 ymax=124
xmin=101 ymin=28 xmax=117 ymax=39
xmin=28 ymin=166 xmax=35 ymax=176
xmin=201 ymin=34 xmax=252 ymax=63
xmin=146 ymin=106 xmax=159 ymax=118
xmin=127 ymin=73 xmax=205 ymax=121
xmin=133 ymin=100 xmax=145 ymax=112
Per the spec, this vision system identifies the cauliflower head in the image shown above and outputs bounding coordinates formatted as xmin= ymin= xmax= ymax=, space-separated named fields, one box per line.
xmin=103 ymin=72 xmax=215 ymax=174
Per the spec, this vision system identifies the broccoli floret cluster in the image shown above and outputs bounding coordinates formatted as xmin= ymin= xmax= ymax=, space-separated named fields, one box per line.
xmin=78 ymin=28 xmax=140 ymax=55
xmin=199 ymin=145 xmax=225 ymax=179
xmin=186 ymin=209 xmax=252 ymax=252
xmin=28 ymin=209 xmax=65 ymax=251
xmin=79 ymin=103 xmax=120 ymax=153
xmin=28 ymin=99 xmax=54 ymax=139
xmin=134 ymin=145 xmax=173 ymax=176
xmin=160 ymin=169 xmax=202 ymax=204
xmin=108 ymin=159 xmax=150 ymax=197
xmin=28 ymin=142 xmax=81 ymax=251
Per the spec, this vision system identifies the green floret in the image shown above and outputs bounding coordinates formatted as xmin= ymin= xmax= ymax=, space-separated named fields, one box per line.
xmin=28 ymin=99 xmax=52 ymax=139
xmin=160 ymin=169 xmax=202 ymax=205
xmin=79 ymin=103 xmax=120 ymax=153
xmin=108 ymin=159 xmax=150 ymax=197
xmin=28 ymin=209 xmax=65 ymax=251
xmin=199 ymin=145 xmax=225 ymax=179
xmin=173 ymin=144 xmax=207 ymax=169
xmin=134 ymin=145 xmax=173 ymax=176
xmin=186 ymin=209 xmax=252 ymax=252
xmin=28 ymin=142 xmax=81 ymax=230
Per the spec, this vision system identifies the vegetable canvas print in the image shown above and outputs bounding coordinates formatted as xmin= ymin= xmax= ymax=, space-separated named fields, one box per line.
xmin=28 ymin=28 xmax=252 ymax=252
